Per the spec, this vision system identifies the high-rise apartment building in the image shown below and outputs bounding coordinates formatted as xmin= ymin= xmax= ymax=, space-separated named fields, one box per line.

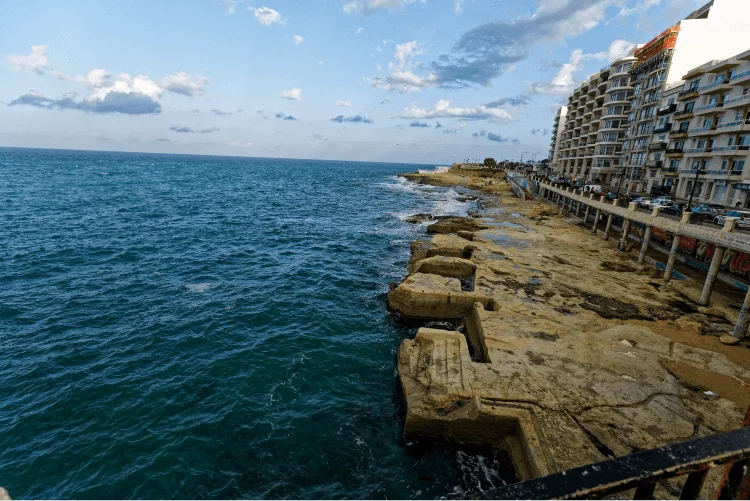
xmin=667 ymin=49 xmax=750 ymax=208
xmin=617 ymin=0 xmax=750 ymax=194
xmin=549 ymin=106 xmax=567 ymax=173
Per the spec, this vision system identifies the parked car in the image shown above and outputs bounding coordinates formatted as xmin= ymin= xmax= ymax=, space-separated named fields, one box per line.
xmin=714 ymin=210 xmax=750 ymax=229
xmin=632 ymin=197 xmax=651 ymax=208
xmin=659 ymin=205 xmax=683 ymax=218
xmin=583 ymin=184 xmax=603 ymax=194
xmin=691 ymin=203 xmax=725 ymax=215
xmin=645 ymin=197 xmax=674 ymax=209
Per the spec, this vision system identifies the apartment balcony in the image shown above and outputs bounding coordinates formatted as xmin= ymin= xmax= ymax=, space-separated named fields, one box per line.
xmin=719 ymin=119 xmax=750 ymax=133
xmin=678 ymin=88 xmax=699 ymax=100
xmin=669 ymin=129 xmax=689 ymax=139
xmin=694 ymin=102 xmax=724 ymax=115
xmin=673 ymin=109 xmax=694 ymax=120
xmin=713 ymin=145 xmax=750 ymax=155
xmin=689 ymin=125 xmax=717 ymax=136
xmin=649 ymin=141 xmax=667 ymax=151
xmin=730 ymin=69 xmax=750 ymax=85
xmin=724 ymin=93 xmax=750 ymax=109
xmin=645 ymin=160 xmax=664 ymax=168
xmin=698 ymin=80 xmax=731 ymax=95
xmin=653 ymin=123 xmax=672 ymax=133
xmin=657 ymin=103 xmax=677 ymax=115
xmin=666 ymin=147 xmax=684 ymax=157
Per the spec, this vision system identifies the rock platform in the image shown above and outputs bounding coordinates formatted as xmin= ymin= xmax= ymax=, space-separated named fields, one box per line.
xmin=390 ymin=170 xmax=750 ymax=497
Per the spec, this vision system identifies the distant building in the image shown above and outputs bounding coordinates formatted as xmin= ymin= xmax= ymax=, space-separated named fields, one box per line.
xmin=549 ymin=106 xmax=567 ymax=174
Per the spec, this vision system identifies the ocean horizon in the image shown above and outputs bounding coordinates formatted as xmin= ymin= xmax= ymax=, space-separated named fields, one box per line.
xmin=0 ymin=147 xmax=505 ymax=499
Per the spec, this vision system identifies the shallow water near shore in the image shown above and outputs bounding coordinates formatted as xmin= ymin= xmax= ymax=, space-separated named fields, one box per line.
xmin=0 ymin=148 xmax=511 ymax=499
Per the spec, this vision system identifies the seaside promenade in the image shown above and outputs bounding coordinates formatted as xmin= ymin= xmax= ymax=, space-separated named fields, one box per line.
xmin=389 ymin=166 xmax=750 ymax=498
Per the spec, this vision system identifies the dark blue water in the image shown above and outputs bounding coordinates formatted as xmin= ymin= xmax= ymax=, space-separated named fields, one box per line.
xmin=0 ymin=148 xmax=506 ymax=499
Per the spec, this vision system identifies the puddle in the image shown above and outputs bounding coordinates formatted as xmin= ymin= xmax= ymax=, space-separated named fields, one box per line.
xmin=479 ymin=231 xmax=529 ymax=249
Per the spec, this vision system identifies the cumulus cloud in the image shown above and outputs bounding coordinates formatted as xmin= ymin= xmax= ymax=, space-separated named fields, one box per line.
xmin=371 ymin=40 xmax=439 ymax=93
xmin=211 ymin=108 xmax=242 ymax=116
xmin=334 ymin=100 xmax=353 ymax=107
xmin=8 ymin=89 xmax=162 ymax=115
xmin=356 ymin=27 xmax=365 ymax=34
xmin=4 ymin=45 xmax=210 ymax=115
xmin=294 ymin=35 xmax=304 ymax=44
xmin=249 ymin=6 xmax=285 ymax=25
xmin=274 ymin=112 xmax=299 ymax=121
xmin=170 ymin=126 xmax=219 ymax=133
xmin=331 ymin=114 xmax=374 ymax=124
xmin=472 ymin=130 xmax=515 ymax=143
xmin=161 ymin=72 xmax=210 ymax=97
xmin=3 ymin=44 xmax=49 ymax=74
xmin=410 ymin=121 xmax=429 ymax=127
xmin=397 ymin=99 xmax=513 ymax=122
xmin=527 ymin=39 xmax=635 ymax=95
xmin=281 ymin=88 xmax=302 ymax=100
xmin=342 ymin=0 xmax=426 ymax=15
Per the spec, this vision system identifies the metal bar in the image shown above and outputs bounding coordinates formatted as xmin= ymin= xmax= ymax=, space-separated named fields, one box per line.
xmin=633 ymin=481 xmax=657 ymax=499
xmin=469 ymin=427 xmax=750 ymax=500
xmin=679 ymin=469 xmax=708 ymax=499
xmin=715 ymin=405 xmax=750 ymax=499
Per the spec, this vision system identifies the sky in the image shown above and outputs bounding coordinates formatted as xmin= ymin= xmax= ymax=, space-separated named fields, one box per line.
xmin=0 ymin=0 xmax=707 ymax=164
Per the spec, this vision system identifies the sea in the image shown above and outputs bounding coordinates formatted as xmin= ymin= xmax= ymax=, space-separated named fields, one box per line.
xmin=0 ymin=148 xmax=510 ymax=499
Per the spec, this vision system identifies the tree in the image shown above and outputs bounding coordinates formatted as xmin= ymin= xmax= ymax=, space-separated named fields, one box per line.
xmin=483 ymin=158 xmax=497 ymax=167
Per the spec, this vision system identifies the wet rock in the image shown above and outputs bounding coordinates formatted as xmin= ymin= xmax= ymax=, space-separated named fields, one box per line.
xmin=720 ymin=335 xmax=741 ymax=346
xmin=427 ymin=216 xmax=488 ymax=235
xmin=404 ymin=213 xmax=434 ymax=224
xmin=0 ymin=488 xmax=10 ymax=500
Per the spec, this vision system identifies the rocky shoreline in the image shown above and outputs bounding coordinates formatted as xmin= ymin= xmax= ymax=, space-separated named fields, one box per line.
xmin=388 ymin=168 xmax=750 ymax=497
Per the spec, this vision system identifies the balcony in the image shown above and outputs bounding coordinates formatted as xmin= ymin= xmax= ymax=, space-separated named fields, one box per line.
xmin=666 ymin=147 xmax=684 ymax=156
xmin=678 ymin=88 xmax=699 ymax=100
xmin=649 ymin=142 xmax=667 ymax=151
xmin=689 ymin=125 xmax=717 ymax=136
xmin=669 ymin=129 xmax=690 ymax=138
xmin=653 ymin=123 xmax=672 ymax=133
xmin=730 ymin=69 xmax=750 ymax=84
xmin=714 ymin=145 xmax=750 ymax=154
xmin=684 ymin=147 xmax=706 ymax=154
xmin=645 ymin=160 xmax=664 ymax=168
xmin=673 ymin=109 xmax=695 ymax=120
xmin=695 ymin=102 xmax=724 ymax=115
xmin=657 ymin=103 xmax=677 ymax=115
xmin=724 ymin=93 xmax=750 ymax=108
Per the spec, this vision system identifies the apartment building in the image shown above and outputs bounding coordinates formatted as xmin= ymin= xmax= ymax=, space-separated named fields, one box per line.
xmin=643 ymin=82 xmax=683 ymax=194
xmin=666 ymin=49 xmax=750 ymax=208
xmin=617 ymin=0 xmax=750 ymax=194
xmin=548 ymin=106 xmax=567 ymax=173
xmin=555 ymin=53 xmax=637 ymax=184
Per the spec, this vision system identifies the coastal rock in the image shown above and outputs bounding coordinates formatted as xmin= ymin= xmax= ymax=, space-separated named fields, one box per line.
xmin=427 ymin=216 xmax=488 ymax=235
xmin=0 ymin=487 xmax=10 ymax=500
xmin=403 ymin=213 xmax=433 ymax=224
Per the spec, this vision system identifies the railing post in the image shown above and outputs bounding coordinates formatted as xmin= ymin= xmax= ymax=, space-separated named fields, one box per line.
xmin=664 ymin=234 xmax=681 ymax=282
xmin=592 ymin=209 xmax=601 ymax=233
xmin=584 ymin=205 xmax=591 ymax=224
xmin=700 ymin=246 xmax=726 ymax=306
xmin=728 ymin=287 xmax=750 ymax=344
xmin=724 ymin=217 xmax=738 ymax=232
xmin=604 ymin=213 xmax=614 ymax=240
xmin=619 ymin=218 xmax=632 ymax=252
xmin=638 ymin=226 xmax=652 ymax=264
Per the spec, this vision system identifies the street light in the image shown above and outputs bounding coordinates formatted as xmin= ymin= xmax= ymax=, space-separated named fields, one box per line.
xmin=687 ymin=166 xmax=708 ymax=211
xmin=615 ymin=167 xmax=624 ymax=197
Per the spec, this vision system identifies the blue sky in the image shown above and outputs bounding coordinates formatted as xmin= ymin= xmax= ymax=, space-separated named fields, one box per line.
xmin=0 ymin=0 xmax=705 ymax=163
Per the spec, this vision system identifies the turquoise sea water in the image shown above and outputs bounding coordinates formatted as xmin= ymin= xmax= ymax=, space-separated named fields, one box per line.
xmin=0 ymin=148 xmax=509 ymax=499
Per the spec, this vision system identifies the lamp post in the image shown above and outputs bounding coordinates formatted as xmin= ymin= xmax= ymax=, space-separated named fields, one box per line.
xmin=687 ymin=167 xmax=707 ymax=211
xmin=615 ymin=167 xmax=624 ymax=197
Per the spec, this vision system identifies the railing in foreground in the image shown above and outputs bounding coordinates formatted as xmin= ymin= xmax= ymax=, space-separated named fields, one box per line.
xmin=466 ymin=426 xmax=750 ymax=500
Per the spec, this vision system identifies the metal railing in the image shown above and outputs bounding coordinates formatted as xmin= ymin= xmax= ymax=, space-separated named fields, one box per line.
xmin=470 ymin=426 xmax=750 ymax=500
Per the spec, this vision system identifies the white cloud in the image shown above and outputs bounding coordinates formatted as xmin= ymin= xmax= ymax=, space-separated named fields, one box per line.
xmin=248 ymin=6 xmax=285 ymax=26
xmin=371 ymin=40 xmax=439 ymax=93
xmin=318 ymin=60 xmax=324 ymax=65
xmin=4 ymin=44 xmax=49 ymax=74
xmin=356 ymin=27 xmax=365 ymax=34
xmin=281 ymin=88 xmax=302 ymax=100
xmin=397 ymin=99 xmax=513 ymax=122
xmin=228 ymin=140 xmax=254 ymax=148
xmin=528 ymin=39 xmax=635 ymax=95
xmin=454 ymin=0 xmax=463 ymax=14
xmin=334 ymin=100 xmax=353 ymax=107
xmin=294 ymin=35 xmax=304 ymax=44
xmin=160 ymin=72 xmax=210 ymax=97
xmin=342 ymin=0 xmax=426 ymax=15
